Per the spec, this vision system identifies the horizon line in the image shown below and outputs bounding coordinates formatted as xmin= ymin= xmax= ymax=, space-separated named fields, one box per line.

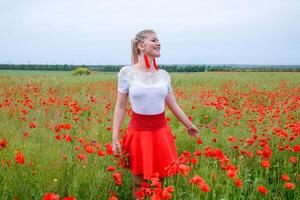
xmin=1 ymin=63 xmax=300 ymax=66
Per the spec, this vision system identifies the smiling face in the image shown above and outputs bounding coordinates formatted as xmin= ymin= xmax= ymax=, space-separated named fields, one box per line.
xmin=138 ymin=33 xmax=161 ymax=58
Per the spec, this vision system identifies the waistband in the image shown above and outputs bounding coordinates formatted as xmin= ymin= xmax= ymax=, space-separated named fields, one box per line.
xmin=128 ymin=110 xmax=167 ymax=131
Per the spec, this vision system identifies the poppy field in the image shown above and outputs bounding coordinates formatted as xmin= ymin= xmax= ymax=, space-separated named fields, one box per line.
xmin=0 ymin=70 xmax=299 ymax=200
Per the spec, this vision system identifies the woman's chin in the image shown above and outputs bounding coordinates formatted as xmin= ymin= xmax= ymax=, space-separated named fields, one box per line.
xmin=154 ymin=54 xmax=161 ymax=58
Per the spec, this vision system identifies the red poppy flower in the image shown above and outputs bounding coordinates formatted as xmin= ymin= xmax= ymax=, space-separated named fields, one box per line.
xmin=289 ymin=156 xmax=297 ymax=164
xmin=21 ymin=108 xmax=28 ymax=115
xmin=235 ymin=178 xmax=243 ymax=188
xmin=29 ymin=122 xmax=36 ymax=128
xmin=281 ymin=174 xmax=290 ymax=181
xmin=63 ymin=134 xmax=72 ymax=142
xmin=261 ymin=159 xmax=270 ymax=168
xmin=108 ymin=195 xmax=118 ymax=200
xmin=0 ymin=139 xmax=7 ymax=149
xmin=23 ymin=131 xmax=29 ymax=138
xmin=15 ymin=151 xmax=25 ymax=165
xmin=285 ymin=182 xmax=296 ymax=190
xmin=199 ymin=182 xmax=210 ymax=192
xmin=196 ymin=138 xmax=203 ymax=145
xmin=227 ymin=169 xmax=237 ymax=178
xmin=77 ymin=153 xmax=87 ymax=161
xmin=162 ymin=186 xmax=174 ymax=199
xmin=257 ymin=185 xmax=268 ymax=195
xmin=223 ymin=121 xmax=229 ymax=127
xmin=263 ymin=144 xmax=272 ymax=159
xmin=106 ymin=166 xmax=116 ymax=172
xmin=62 ymin=197 xmax=76 ymax=200
xmin=256 ymin=150 xmax=263 ymax=156
xmin=74 ymin=146 xmax=80 ymax=151
xmin=105 ymin=143 xmax=113 ymax=155
xmin=85 ymin=145 xmax=96 ymax=154
xmin=79 ymin=138 xmax=86 ymax=145
xmin=240 ymin=149 xmax=247 ymax=154
xmin=73 ymin=117 xmax=79 ymax=122
xmin=195 ymin=150 xmax=202 ymax=156
xmin=178 ymin=164 xmax=191 ymax=176
xmin=179 ymin=155 xmax=189 ymax=164
xmin=212 ymin=126 xmax=218 ymax=134
xmin=112 ymin=173 xmax=122 ymax=186
xmin=55 ymin=123 xmax=72 ymax=133
xmin=151 ymin=176 xmax=161 ymax=188
xmin=150 ymin=193 xmax=160 ymax=200
xmin=44 ymin=192 xmax=60 ymax=200
xmin=97 ymin=150 xmax=105 ymax=156
xmin=134 ymin=189 xmax=145 ymax=199
xmin=228 ymin=136 xmax=236 ymax=142
xmin=293 ymin=144 xmax=300 ymax=152
xmin=247 ymin=138 xmax=255 ymax=146
xmin=189 ymin=175 xmax=205 ymax=185
xmin=190 ymin=158 xmax=198 ymax=164
xmin=247 ymin=151 xmax=254 ymax=158
xmin=55 ymin=134 xmax=61 ymax=140
xmin=141 ymin=181 xmax=151 ymax=189
xmin=64 ymin=123 xmax=72 ymax=129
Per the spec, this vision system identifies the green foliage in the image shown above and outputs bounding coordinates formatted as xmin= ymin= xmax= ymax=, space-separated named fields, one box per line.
xmin=72 ymin=67 xmax=91 ymax=76
xmin=1 ymin=64 xmax=300 ymax=72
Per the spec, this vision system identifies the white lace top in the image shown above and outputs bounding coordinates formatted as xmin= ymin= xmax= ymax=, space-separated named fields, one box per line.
xmin=117 ymin=65 xmax=173 ymax=115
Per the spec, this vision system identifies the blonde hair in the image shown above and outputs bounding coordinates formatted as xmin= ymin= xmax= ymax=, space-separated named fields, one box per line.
xmin=131 ymin=29 xmax=156 ymax=65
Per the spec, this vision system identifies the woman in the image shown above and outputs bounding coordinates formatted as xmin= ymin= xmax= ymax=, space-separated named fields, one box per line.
xmin=112 ymin=29 xmax=199 ymax=199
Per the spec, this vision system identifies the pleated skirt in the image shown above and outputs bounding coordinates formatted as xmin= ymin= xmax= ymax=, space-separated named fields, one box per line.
xmin=121 ymin=110 xmax=179 ymax=180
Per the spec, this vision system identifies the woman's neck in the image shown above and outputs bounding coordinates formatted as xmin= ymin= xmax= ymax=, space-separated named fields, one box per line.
xmin=136 ymin=55 xmax=156 ymax=70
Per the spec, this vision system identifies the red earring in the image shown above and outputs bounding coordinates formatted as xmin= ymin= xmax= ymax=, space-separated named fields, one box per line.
xmin=153 ymin=58 xmax=158 ymax=70
xmin=143 ymin=54 xmax=151 ymax=69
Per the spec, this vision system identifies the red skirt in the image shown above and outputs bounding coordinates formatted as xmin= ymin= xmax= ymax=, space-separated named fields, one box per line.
xmin=121 ymin=110 xmax=179 ymax=180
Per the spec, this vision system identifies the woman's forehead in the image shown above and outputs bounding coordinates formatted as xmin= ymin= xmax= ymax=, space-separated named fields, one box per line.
xmin=145 ymin=33 xmax=157 ymax=39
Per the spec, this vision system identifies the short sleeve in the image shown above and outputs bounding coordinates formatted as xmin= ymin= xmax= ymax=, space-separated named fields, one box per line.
xmin=117 ymin=68 xmax=129 ymax=94
xmin=161 ymin=69 xmax=173 ymax=93
xmin=166 ymin=74 xmax=173 ymax=93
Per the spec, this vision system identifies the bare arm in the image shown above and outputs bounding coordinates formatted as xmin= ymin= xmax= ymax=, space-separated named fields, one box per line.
xmin=165 ymin=91 xmax=199 ymax=137
xmin=112 ymin=92 xmax=128 ymax=141
xmin=165 ymin=91 xmax=193 ymax=128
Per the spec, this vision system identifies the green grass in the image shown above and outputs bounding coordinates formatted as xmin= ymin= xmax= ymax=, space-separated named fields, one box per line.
xmin=0 ymin=70 xmax=299 ymax=200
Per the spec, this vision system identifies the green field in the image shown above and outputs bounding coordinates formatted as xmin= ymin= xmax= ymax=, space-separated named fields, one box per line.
xmin=0 ymin=70 xmax=299 ymax=200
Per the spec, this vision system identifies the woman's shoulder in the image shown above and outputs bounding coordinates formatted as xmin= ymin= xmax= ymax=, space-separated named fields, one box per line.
xmin=119 ymin=65 xmax=131 ymax=72
xmin=118 ymin=65 xmax=131 ymax=77
xmin=158 ymin=69 xmax=171 ymax=81
xmin=158 ymin=68 xmax=169 ymax=75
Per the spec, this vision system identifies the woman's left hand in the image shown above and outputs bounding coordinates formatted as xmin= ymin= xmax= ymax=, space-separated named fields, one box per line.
xmin=187 ymin=124 xmax=199 ymax=137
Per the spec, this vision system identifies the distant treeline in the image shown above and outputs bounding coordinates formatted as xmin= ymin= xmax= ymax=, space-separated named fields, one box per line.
xmin=0 ymin=64 xmax=299 ymax=72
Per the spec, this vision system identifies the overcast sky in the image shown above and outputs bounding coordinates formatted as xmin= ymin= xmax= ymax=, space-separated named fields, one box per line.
xmin=0 ymin=0 xmax=299 ymax=65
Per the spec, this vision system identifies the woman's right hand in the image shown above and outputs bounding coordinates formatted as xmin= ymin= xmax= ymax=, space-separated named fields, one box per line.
xmin=187 ymin=124 xmax=200 ymax=138
xmin=112 ymin=139 xmax=121 ymax=155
